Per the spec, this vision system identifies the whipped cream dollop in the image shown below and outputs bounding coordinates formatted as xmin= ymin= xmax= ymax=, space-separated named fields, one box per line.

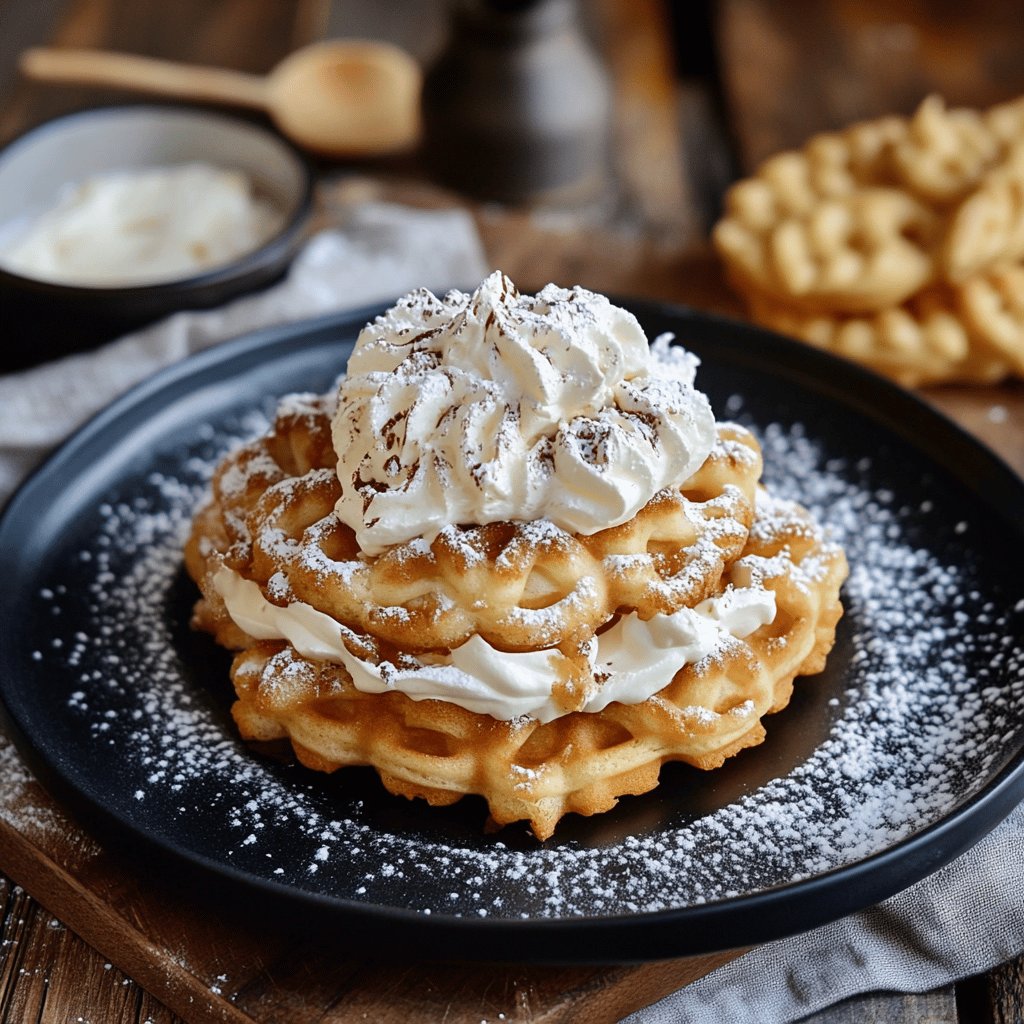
xmin=332 ymin=272 xmax=717 ymax=553
xmin=0 ymin=163 xmax=282 ymax=286
xmin=213 ymin=566 xmax=776 ymax=723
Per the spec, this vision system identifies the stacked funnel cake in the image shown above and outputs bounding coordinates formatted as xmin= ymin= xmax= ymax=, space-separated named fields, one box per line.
xmin=186 ymin=273 xmax=848 ymax=839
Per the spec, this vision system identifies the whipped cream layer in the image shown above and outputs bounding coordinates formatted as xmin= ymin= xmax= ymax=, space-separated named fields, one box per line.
xmin=213 ymin=566 xmax=775 ymax=724
xmin=332 ymin=272 xmax=717 ymax=553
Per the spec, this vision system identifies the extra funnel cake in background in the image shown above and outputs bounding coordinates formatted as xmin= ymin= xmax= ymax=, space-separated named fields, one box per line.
xmin=713 ymin=94 xmax=1024 ymax=386
xmin=185 ymin=273 xmax=847 ymax=839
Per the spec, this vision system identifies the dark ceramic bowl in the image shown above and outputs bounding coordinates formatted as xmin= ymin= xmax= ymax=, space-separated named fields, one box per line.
xmin=0 ymin=106 xmax=315 ymax=372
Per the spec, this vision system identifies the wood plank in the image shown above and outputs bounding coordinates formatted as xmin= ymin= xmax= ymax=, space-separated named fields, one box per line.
xmin=923 ymin=386 xmax=1024 ymax=480
xmin=0 ymin=875 xmax=180 ymax=1023
xmin=0 ymin=0 xmax=67 ymax=101
xmin=989 ymin=952 xmax=1024 ymax=1024
xmin=799 ymin=987 xmax=959 ymax=1023
xmin=0 ymin=739 xmax=262 ymax=1024
xmin=715 ymin=0 xmax=1024 ymax=170
xmin=0 ymin=0 xmax=307 ymax=144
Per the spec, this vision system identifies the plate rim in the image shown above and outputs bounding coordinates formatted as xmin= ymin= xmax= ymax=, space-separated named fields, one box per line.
xmin=1 ymin=300 xmax=1022 ymax=962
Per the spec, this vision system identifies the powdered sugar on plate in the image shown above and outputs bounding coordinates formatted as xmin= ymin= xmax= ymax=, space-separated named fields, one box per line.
xmin=23 ymin=400 xmax=1024 ymax=920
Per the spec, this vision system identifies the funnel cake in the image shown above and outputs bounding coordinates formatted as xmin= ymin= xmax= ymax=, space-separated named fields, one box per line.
xmin=187 ymin=275 xmax=847 ymax=838
xmin=714 ymin=94 xmax=1024 ymax=385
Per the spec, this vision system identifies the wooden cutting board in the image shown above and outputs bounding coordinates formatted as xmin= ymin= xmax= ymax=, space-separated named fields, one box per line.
xmin=0 ymin=729 xmax=742 ymax=1024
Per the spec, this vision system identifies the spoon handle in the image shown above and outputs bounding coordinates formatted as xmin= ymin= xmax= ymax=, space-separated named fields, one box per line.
xmin=19 ymin=48 xmax=269 ymax=110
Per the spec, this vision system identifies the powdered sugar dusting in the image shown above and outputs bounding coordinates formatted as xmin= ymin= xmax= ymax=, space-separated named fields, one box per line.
xmin=25 ymin=409 xmax=1024 ymax=920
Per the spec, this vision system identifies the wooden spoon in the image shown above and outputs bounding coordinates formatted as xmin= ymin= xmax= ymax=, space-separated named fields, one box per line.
xmin=19 ymin=41 xmax=422 ymax=158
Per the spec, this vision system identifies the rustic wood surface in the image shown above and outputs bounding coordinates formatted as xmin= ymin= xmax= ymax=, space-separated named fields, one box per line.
xmin=802 ymin=989 xmax=961 ymax=1023
xmin=0 ymin=1 xmax=1022 ymax=1022
xmin=990 ymin=957 xmax=1024 ymax=1024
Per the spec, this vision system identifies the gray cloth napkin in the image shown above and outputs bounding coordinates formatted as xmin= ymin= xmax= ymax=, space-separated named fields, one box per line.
xmin=0 ymin=201 xmax=489 ymax=507
xmin=625 ymin=790 xmax=1024 ymax=1022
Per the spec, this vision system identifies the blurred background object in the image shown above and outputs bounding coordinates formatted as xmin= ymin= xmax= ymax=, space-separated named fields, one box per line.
xmin=19 ymin=39 xmax=422 ymax=158
xmin=714 ymin=0 xmax=1024 ymax=170
xmin=7 ymin=0 xmax=1024 ymax=209
xmin=421 ymin=0 xmax=612 ymax=204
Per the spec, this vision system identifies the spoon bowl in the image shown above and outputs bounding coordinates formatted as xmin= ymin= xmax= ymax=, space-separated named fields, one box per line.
xmin=266 ymin=41 xmax=421 ymax=157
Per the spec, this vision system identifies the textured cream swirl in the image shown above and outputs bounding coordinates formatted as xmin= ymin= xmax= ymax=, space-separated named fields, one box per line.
xmin=332 ymin=272 xmax=716 ymax=553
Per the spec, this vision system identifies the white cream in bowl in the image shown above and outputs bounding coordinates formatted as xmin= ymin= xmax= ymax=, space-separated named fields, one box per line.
xmin=0 ymin=162 xmax=284 ymax=287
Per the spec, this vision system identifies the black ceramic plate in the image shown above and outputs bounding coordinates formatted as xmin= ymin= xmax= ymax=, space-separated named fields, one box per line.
xmin=1 ymin=303 xmax=1023 ymax=963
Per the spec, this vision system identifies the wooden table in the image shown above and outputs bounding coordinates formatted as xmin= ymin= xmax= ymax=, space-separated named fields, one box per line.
xmin=0 ymin=2 xmax=1021 ymax=1021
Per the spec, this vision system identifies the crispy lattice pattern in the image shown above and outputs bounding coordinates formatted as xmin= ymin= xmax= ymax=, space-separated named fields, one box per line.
xmin=714 ymin=94 xmax=1024 ymax=385
xmin=943 ymin=143 xmax=1024 ymax=283
xmin=888 ymin=95 xmax=1002 ymax=206
xmin=958 ymin=265 xmax=1024 ymax=375
xmin=186 ymin=394 xmax=762 ymax=656
xmin=716 ymin=188 xmax=939 ymax=315
xmin=221 ymin=490 xmax=846 ymax=840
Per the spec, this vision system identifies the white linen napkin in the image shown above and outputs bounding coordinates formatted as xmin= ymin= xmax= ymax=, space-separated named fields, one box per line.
xmin=0 ymin=201 xmax=489 ymax=507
